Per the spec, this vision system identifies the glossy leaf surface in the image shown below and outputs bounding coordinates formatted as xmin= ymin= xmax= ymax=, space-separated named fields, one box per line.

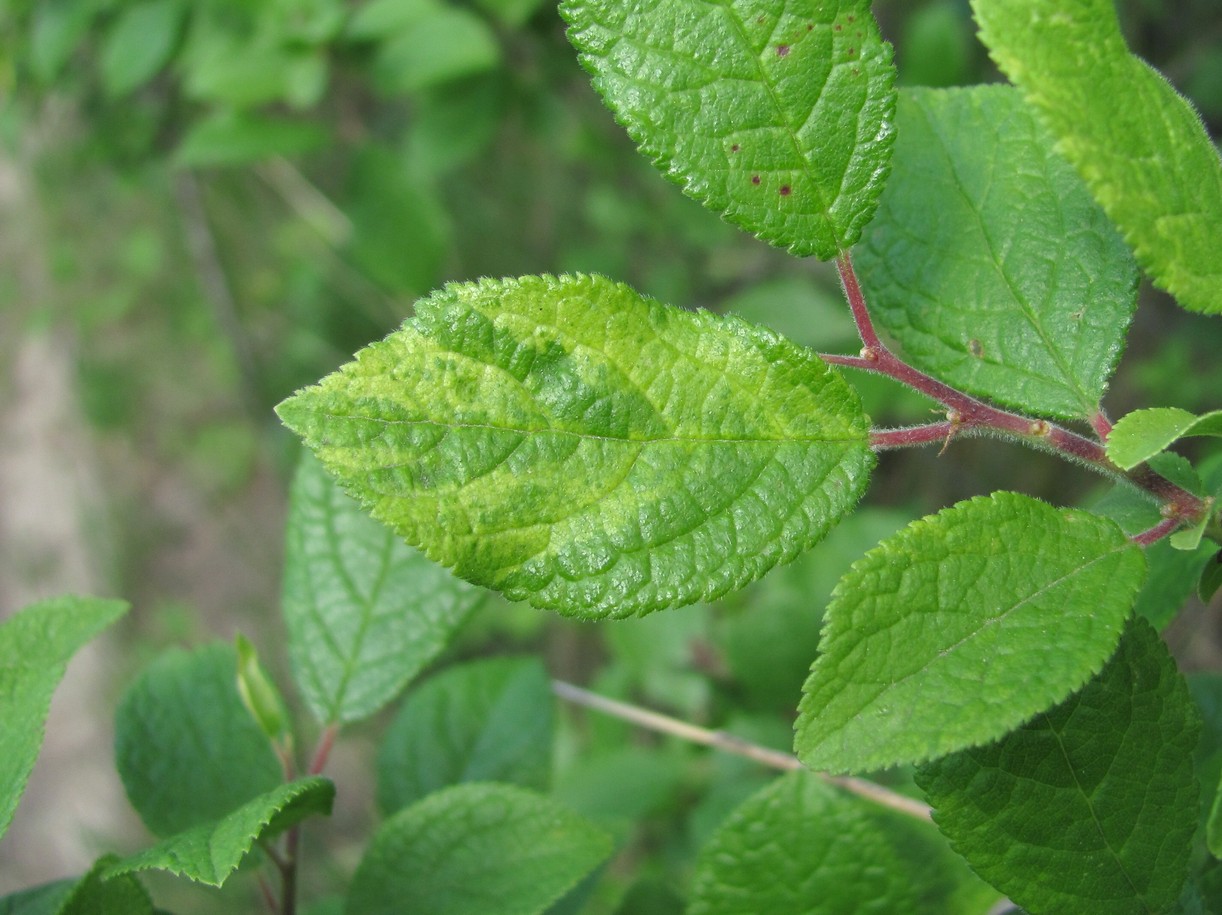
xmin=972 ymin=0 xmax=1222 ymax=315
xmin=278 ymin=274 xmax=873 ymax=618
xmin=561 ymin=0 xmax=896 ymax=258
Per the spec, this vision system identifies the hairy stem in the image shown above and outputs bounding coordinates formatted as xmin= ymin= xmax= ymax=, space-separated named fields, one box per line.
xmin=830 ymin=256 xmax=1209 ymax=529
xmin=552 ymin=680 xmax=932 ymax=822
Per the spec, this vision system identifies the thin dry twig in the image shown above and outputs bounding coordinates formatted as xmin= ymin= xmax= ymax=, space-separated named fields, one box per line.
xmin=552 ymin=680 xmax=932 ymax=822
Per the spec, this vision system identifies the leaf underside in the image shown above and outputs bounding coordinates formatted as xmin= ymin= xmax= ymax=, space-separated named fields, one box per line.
xmin=857 ymin=85 xmax=1136 ymax=420
xmin=283 ymin=451 xmax=483 ymax=725
xmin=917 ymin=618 xmax=1200 ymax=915
xmin=277 ymin=274 xmax=873 ymax=619
xmin=561 ymin=0 xmax=897 ymax=259
xmin=971 ymin=0 xmax=1222 ymax=315
xmin=796 ymin=492 xmax=1146 ymax=774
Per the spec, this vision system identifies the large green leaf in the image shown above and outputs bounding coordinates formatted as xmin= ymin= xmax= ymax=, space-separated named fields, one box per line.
xmin=277 ymin=274 xmax=873 ymax=618
xmin=561 ymin=0 xmax=896 ymax=258
xmin=114 ymin=644 xmax=282 ymax=837
xmin=796 ymin=492 xmax=1146 ymax=773
xmin=3 ymin=858 xmax=153 ymax=915
xmin=689 ymin=771 xmax=964 ymax=914
xmin=105 ymin=778 xmax=334 ymax=887
xmin=917 ymin=618 xmax=1200 ymax=915
xmin=376 ymin=658 xmax=553 ymax=814
xmin=971 ymin=0 xmax=1222 ymax=315
xmin=284 ymin=451 xmax=483 ymax=725
xmin=856 ymin=85 xmax=1136 ymax=420
xmin=346 ymin=783 xmax=613 ymax=915
xmin=0 ymin=596 xmax=127 ymax=843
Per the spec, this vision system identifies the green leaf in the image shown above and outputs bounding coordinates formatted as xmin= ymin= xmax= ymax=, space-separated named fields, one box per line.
xmin=277 ymin=274 xmax=874 ymax=618
xmin=370 ymin=8 xmax=500 ymax=95
xmin=29 ymin=0 xmax=102 ymax=83
xmin=376 ymin=658 xmax=553 ymax=814
xmin=346 ymin=783 xmax=613 ymax=915
xmin=284 ymin=450 xmax=483 ymax=725
xmin=346 ymin=0 xmax=445 ymax=40
xmin=917 ymin=617 xmax=1200 ymax=915
xmin=561 ymin=0 xmax=897 ymax=259
xmin=1201 ymin=551 xmax=1222 ymax=604
xmin=0 ymin=596 xmax=127 ymax=843
xmin=115 ymin=643 xmax=282 ymax=837
xmin=971 ymin=0 xmax=1222 ymax=316
xmin=174 ymin=112 xmax=329 ymax=168
xmin=796 ymin=492 xmax=1146 ymax=773
xmin=688 ymin=772 xmax=926 ymax=914
xmin=856 ymin=85 xmax=1137 ymax=420
xmin=105 ymin=778 xmax=334 ymax=887
xmin=0 ymin=858 xmax=152 ymax=915
xmin=100 ymin=0 xmax=187 ymax=98
xmin=1107 ymin=408 xmax=1222 ymax=470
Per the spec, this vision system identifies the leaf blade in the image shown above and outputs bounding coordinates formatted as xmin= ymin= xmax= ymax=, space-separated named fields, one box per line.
xmin=0 ymin=596 xmax=127 ymax=843
xmin=376 ymin=658 xmax=553 ymax=815
xmin=1107 ymin=407 xmax=1222 ymax=470
xmin=345 ymin=783 xmax=612 ymax=915
xmin=277 ymin=274 xmax=874 ymax=618
xmin=917 ymin=618 xmax=1200 ymax=915
xmin=560 ymin=0 xmax=897 ymax=258
xmin=105 ymin=778 xmax=335 ymax=887
xmin=857 ymin=85 xmax=1137 ymax=420
xmin=114 ymin=644 xmax=282 ymax=837
xmin=796 ymin=492 xmax=1146 ymax=773
xmin=971 ymin=0 xmax=1222 ymax=315
xmin=284 ymin=451 xmax=483 ymax=725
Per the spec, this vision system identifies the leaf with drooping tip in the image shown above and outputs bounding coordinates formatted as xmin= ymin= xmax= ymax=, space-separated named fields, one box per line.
xmin=277 ymin=274 xmax=873 ymax=619
xmin=561 ymin=0 xmax=897 ymax=258
xmin=796 ymin=492 xmax=1146 ymax=773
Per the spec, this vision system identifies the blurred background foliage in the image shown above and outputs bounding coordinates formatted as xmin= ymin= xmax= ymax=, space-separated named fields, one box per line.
xmin=0 ymin=0 xmax=1220 ymax=909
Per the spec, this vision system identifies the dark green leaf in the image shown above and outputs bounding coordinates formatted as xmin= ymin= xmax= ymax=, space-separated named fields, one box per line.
xmin=562 ymin=0 xmax=897 ymax=258
xmin=917 ymin=617 xmax=1200 ymax=915
xmin=277 ymin=274 xmax=874 ymax=618
xmin=376 ymin=658 xmax=553 ymax=814
xmin=346 ymin=783 xmax=613 ymax=915
xmin=114 ymin=644 xmax=282 ymax=837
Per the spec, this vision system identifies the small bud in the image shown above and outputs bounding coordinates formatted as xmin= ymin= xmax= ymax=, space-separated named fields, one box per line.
xmin=235 ymin=633 xmax=293 ymax=754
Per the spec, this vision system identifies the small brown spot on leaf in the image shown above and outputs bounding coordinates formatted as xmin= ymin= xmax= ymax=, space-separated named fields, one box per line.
xmin=968 ymin=338 xmax=984 ymax=358
xmin=751 ymin=175 xmax=761 ymax=185
xmin=847 ymin=47 xmax=856 ymax=57
xmin=777 ymin=44 xmax=790 ymax=56
xmin=807 ymin=23 xmax=813 ymax=31
xmin=834 ymin=23 xmax=842 ymax=31
xmin=731 ymin=144 xmax=740 ymax=152
xmin=779 ymin=185 xmax=792 ymax=196
xmin=847 ymin=13 xmax=856 ymax=21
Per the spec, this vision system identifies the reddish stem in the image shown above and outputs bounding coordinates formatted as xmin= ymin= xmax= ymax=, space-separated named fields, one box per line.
xmin=1132 ymin=517 xmax=1182 ymax=546
xmin=870 ymin=422 xmax=955 ymax=450
xmin=1090 ymin=409 xmax=1113 ymax=442
xmin=829 ymin=253 xmax=1209 ymax=528
xmin=309 ymin=723 xmax=339 ymax=776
